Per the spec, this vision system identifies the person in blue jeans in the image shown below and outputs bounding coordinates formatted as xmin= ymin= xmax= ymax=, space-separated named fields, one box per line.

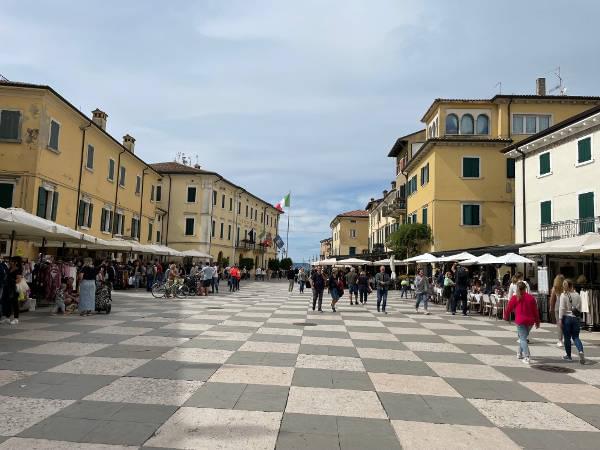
xmin=374 ymin=265 xmax=390 ymax=314
xmin=559 ymin=279 xmax=585 ymax=364
xmin=414 ymin=268 xmax=430 ymax=315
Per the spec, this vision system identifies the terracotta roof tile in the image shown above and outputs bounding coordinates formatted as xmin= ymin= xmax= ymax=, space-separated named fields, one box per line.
xmin=149 ymin=162 xmax=211 ymax=174
xmin=338 ymin=210 xmax=369 ymax=218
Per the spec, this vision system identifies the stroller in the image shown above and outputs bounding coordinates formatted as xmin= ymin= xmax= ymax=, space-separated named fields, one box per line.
xmin=95 ymin=281 xmax=112 ymax=314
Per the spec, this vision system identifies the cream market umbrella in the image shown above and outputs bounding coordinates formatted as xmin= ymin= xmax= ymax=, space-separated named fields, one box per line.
xmin=373 ymin=259 xmax=391 ymax=265
xmin=461 ymin=253 xmax=500 ymax=265
xmin=338 ymin=258 xmax=370 ymax=265
xmin=494 ymin=253 xmax=535 ymax=265
xmin=403 ymin=253 xmax=435 ymax=263
xmin=437 ymin=252 xmax=475 ymax=262
xmin=319 ymin=258 xmax=339 ymax=266
xmin=520 ymin=233 xmax=600 ymax=255
xmin=0 ymin=207 xmax=83 ymax=242
xmin=415 ymin=254 xmax=439 ymax=264
xmin=181 ymin=249 xmax=212 ymax=259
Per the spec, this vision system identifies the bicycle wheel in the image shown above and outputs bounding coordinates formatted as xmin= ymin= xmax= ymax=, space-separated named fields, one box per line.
xmin=176 ymin=285 xmax=190 ymax=298
xmin=151 ymin=282 xmax=167 ymax=298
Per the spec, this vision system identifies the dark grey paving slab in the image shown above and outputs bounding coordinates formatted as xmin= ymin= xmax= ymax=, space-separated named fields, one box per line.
xmin=128 ymin=359 xmax=220 ymax=381
xmin=379 ymin=393 xmax=493 ymax=426
xmin=280 ymin=413 xmax=338 ymax=435
xmin=362 ymin=359 xmax=437 ymax=376
xmin=346 ymin=326 xmax=392 ymax=334
xmin=503 ymin=429 xmax=600 ymax=450
xmin=68 ymin=333 xmax=130 ymax=344
xmin=455 ymin=344 xmax=515 ymax=355
xmin=19 ymin=416 xmax=99 ymax=442
xmin=391 ymin=334 xmax=446 ymax=343
xmin=496 ymin=366 xmax=585 ymax=384
xmin=145 ymin=329 xmax=201 ymax=338
xmin=292 ymin=368 xmax=374 ymax=391
xmin=559 ymin=403 xmax=600 ymax=429
xmin=299 ymin=344 xmax=359 ymax=358
xmin=43 ymin=324 xmax=104 ymax=333
xmin=235 ymin=384 xmax=289 ymax=412
xmin=226 ymin=351 xmax=297 ymax=367
xmin=84 ymin=419 xmax=161 ymax=446
xmin=337 ymin=417 xmax=401 ymax=450
xmin=0 ymin=339 xmax=39 ymax=352
xmin=248 ymin=334 xmax=301 ymax=344
xmin=0 ymin=353 xmax=75 ymax=371
xmin=110 ymin=403 xmax=178 ymax=424
xmin=90 ymin=344 xmax=171 ymax=359
xmin=184 ymin=382 xmax=246 ymax=409
xmin=447 ymin=378 xmax=547 ymax=402
xmin=275 ymin=431 xmax=340 ymax=450
xmin=302 ymin=330 xmax=350 ymax=339
xmin=0 ymin=372 xmax=117 ymax=400
xmin=350 ymin=340 xmax=407 ymax=350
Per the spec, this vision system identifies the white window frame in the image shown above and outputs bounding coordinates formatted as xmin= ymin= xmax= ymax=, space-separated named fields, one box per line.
xmin=85 ymin=145 xmax=94 ymax=171
xmin=135 ymin=174 xmax=141 ymax=195
xmin=461 ymin=156 xmax=481 ymax=179
xmin=107 ymin=158 xmax=115 ymax=182
xmin=38 ymin=183 xmax=57 ymax=220
xmin=156 ymin=184 xmax=162 ymax=201
xmin=350 ymin=229 xmax=357 ymax=238
xmin=47 ymin=118 xmax=61 ymax=152
xmin=512 ymin=113 xmax=553 ymax=135
xmin=576 ymin=134 xmax=594 ymax=167
xmin=100 ymin=205 xmax=113 ymax=234
xmin=147 ymin=220 xmax=154 ymax=242
xmin=461 ymin=202 xmax=482 ymax=227
xmin=186 ymin=185 xmax=197 ymax=203
xmin=113 ymin=210 xmax=125 ymax=236
xmin=119 ymin=166 xmax=126 ymax=188
xmin=131 ymin=215 xmax=140 ymax=240
xmin=78 ymin=197 xmax=93 ymax=229
xmin=0 ymin=109 xmax=23 ymax=142
xmin=537 ymin=150 xmax=552 ymax=178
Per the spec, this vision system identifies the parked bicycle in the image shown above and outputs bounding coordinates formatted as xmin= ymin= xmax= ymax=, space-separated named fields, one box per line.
xmin=151 ymin=279 xmax=190 ymax=299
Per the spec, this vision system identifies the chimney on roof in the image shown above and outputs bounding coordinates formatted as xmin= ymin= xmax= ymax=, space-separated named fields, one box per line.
xmin=391 ymin=181 xmax=396 ymax=190
xmin=370 ymin=198 xmax=375 ymax=202
xmin=123 ymin=134 xmax=135 ymax=153
xmin=92 ymin=108 xmax=107 ymax=130
xmin=383 ymin=189 xmax=388 ymax=197
xmin=194 ymin=164 xmax=201 ymax=169
xmin=536 ymin=78 xmax=546 ymax=96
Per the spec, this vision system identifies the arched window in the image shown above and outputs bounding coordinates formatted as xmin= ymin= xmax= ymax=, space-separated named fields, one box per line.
xmin=476 ymin=114 xmax=489 ymax=134
xmin=432 ymin=121 xmax=437 ymax=138
xmin=460 ymin=114 xmax=474 ymax=134
xmin=445 ymin=114 xmax=459 ymax=135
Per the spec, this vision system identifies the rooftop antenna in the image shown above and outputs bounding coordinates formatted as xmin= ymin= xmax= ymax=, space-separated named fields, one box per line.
xmin=494 ymin=81 xmax=502 ymax=95
xmin=0 ymin=73 xmax=8 ymax=82
xmin=548 ymin=66 xmax=567 ymax=95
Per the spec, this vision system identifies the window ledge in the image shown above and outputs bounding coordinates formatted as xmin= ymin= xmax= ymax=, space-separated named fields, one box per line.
xmin=575 ymin=159 xmax=594 ymax=168
xmin=107 ymin=178 xmax=115 ymax=183
xmin=537 ymin=172 xmax=553 ymax=179
xmin=460 ymin=176 xmax=482 ymax=180
xmin=85 ymin=167 xmax=94 ymax=173
xmin=461 ymin=224 xmax=482 ymax=228
xmin=119 ymin=184 xmax=125 ymax=189
xmin=135 ymin=192 xmax=140 ymax=196
xmin=0 ymin=138 xmax=22 ymax=144
xmin=80 ymin=226 xmax=89 ymax=230
xmin=101 ymin=231 xmax=111 ymax=235
xmin=46 ymin=146 xmax=60 ymax=154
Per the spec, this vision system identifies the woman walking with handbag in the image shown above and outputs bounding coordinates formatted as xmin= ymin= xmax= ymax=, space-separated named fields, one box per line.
xmin=503 ymin=281 xmax=540 ymax=364
xmin=559 ymin=279 xmax=585 ymax=364
xmin=549 ymin=274 xmax=565 ymax=348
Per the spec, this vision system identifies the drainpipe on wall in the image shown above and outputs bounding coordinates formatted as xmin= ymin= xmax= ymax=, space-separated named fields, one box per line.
xmin=516 ymin=149 xmax=526 ymax=243
xmin=165 ymin=174 xmax=172 ymax=245
xmin=111 ymin=149 xmax=126 ymax=237
xmin=75 ymin=121 xmax=92 ymax=229
xmin=139 ymin=168 xmax=149 ymax=241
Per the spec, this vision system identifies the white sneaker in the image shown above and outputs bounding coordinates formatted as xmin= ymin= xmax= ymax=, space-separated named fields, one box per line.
xmin=9 ymin=319 xmax=18 ymax=325
xmin=516 ymin=339 xmax=520 ymax=343
xmin=424 ymin=311 xmax=431 ymax=315
xmin=556 ymin=341 xmax=563 ymax=348
xmin=522 ymin=357 xmax=530 ymax=364
xmin=517 ymin=352 xmax=523 ymax=359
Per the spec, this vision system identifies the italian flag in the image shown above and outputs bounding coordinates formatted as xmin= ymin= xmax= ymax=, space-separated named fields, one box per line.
xmin=275 ymin=193 xmax=290 ymax=212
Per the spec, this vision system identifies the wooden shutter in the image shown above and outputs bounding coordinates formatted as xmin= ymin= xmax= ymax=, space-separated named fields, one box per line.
xmin=506 ymin=158 xmax=515 ymax=178
xmin=87 ymin=203 xmax=93 ymax=228
xmin=0 ymin=110 xmax=21 ymax=140
xmin=101 ymin=209 xmax=107 ymax=232
xmin=78 ymin=200 xmax=85 ymax=226
xmin=578 ymin=138 xmax=592 ymax=163
xmin=540 ymin=201 xmax=551 ymax=225
xmin=463 ymin=158 xmax=479 ymax=177
xmin=50 ymin=191 xmax=58 ymax=221
xmin=539 ymin=153 xmax=551 ymax=175
xmin=36 ymin=187 xmax=46 ymax=217
xmin=0 ymin=183 xmax=14 ymax=208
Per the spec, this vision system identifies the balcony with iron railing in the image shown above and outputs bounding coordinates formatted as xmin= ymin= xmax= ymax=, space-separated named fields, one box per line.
xmin=540 ymin=216 xmax=600 ymax=242
xmin=382 ymin=197 xmax=407 ymax=217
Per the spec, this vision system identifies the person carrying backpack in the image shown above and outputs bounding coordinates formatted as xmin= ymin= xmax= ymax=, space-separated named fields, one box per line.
xmin=559 ymin=279 xmax=585 ymax=364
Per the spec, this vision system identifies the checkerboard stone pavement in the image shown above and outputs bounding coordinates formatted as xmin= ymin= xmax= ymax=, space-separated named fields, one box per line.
xmin=1 ymin=281 xmax=599 ymax=449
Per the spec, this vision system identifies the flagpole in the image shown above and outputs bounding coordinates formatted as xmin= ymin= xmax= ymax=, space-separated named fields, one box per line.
xmin=285 ymin=191 xmax=290 ymax=259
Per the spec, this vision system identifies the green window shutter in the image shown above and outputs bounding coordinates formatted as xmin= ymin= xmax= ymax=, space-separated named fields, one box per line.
xmin=50 ymin=191 xmax=58 ymax=221
xmin=539 ymin=153 xmax=551 ymax=175
xmin=506 ymin=158 xmax=515 ymax=178
xmin=578 ymin=138 xmax=592 ymax=163
xmin=77 ymin=200 xmax=85 ymax=226
xmin=49 ymin=121 xmax=60 ymax=150
xmin=422 ymin=208 xmax=428 ymax=225
xmin=540 ymin=201 xmax=552 ymax=225
xmin=87 ymin=203 xmax=93 ymax=228
xmin=36 ymin=187 xmax=46 ymax=217
xmin=0 ymin=110 xmax=21 ymax=140
xmin=579 ymin=192 xmax=595 ymax=219
xmin=148 ymin=223 xmax=153 ymax=241
xmin=463 ymin=158 xmax=479 ymax=177
xmin=101 ymin=209 xmax=107 ymax=231
xmin=0 ymin=183 xmax=14 ymax=208
xmin=463 ymin=204 xmax=480 ymax=226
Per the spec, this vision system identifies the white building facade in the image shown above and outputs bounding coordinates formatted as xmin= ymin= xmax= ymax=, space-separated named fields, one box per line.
xmin=505 ymin=105 xmax=600 ymax=244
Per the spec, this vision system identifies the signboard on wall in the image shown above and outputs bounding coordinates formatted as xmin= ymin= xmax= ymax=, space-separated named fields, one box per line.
xmin=537 ymin=266 xmax=549 ymax=294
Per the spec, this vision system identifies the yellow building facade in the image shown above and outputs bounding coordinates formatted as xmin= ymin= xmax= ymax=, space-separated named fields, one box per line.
xmin=330 ymin=210 xmax=369 ymax=256
xmin=366 ymin=183 xmax=402 ymax=254
xmin=403 ymin=88 xmax=600 ymax=252
xmin=0 ymin=82 xmax=162 ymax=257
xmin=151 ymin=162 xmax=280 ymax=268
xmin=319 ymin=237 xmax=332 ymax=260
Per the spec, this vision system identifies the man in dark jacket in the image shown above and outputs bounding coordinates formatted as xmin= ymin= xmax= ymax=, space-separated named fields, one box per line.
xmin=311 ymin=267 xmax=326 ymax=312
xmin=452 ymin=263 xmax=470 ymax=315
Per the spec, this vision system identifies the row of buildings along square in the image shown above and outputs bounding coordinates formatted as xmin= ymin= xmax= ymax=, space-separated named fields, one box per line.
xmin=321 ymin=78 xmax=600 ymax=259
xmin=0 ymin=81 xmax=280 ymax=266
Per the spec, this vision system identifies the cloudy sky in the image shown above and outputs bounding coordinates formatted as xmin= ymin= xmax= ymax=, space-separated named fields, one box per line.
xmin=3 ymin=0 xmax=599 ymax=262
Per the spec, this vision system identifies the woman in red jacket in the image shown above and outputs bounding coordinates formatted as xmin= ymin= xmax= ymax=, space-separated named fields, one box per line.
xmin=503 ymin=281 xmax=540 ymax=364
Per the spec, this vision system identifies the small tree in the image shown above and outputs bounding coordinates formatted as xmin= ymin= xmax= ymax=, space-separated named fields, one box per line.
xmin=239 ymin=257 xmax=254 ymax=270
xmin=268 ymin=258 xmax=280 ymax=271
xmin=280 ymin=257 xmax=293 ymax=271
xmin=386 ymin=223 xmax=432 ymax=259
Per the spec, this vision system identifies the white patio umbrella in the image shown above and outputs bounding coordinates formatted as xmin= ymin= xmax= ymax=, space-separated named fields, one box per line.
xmin=520 ymin=233 xmax=600 ymax=255
xmin=494 ymin=253 xmax=535 ymax=265
xmin=338 ymin=258 xmax=370 ymax=265
xmin=437 ymin=252 xmax=475 ymax=262
xmin=181 ymin=249 xmax=212 ymax=259
xmin=373 ymin=259 xmax=391 ymax=265
xmin=403 ymin=253 xmax=435 ymax=263
xmin=415 ymin=254 xmax=439 ymax=264
xmin=319 ymin=258 xmax=339 ymax=266
xmin=0 ymin=207 xmax=84 ymax=242
xmin=461 ymin=253 xmax=500 ymax=265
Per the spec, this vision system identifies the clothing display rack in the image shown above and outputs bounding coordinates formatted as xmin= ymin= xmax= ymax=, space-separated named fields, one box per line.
xmin=579 ymin=286 xmax=600 ymax=331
